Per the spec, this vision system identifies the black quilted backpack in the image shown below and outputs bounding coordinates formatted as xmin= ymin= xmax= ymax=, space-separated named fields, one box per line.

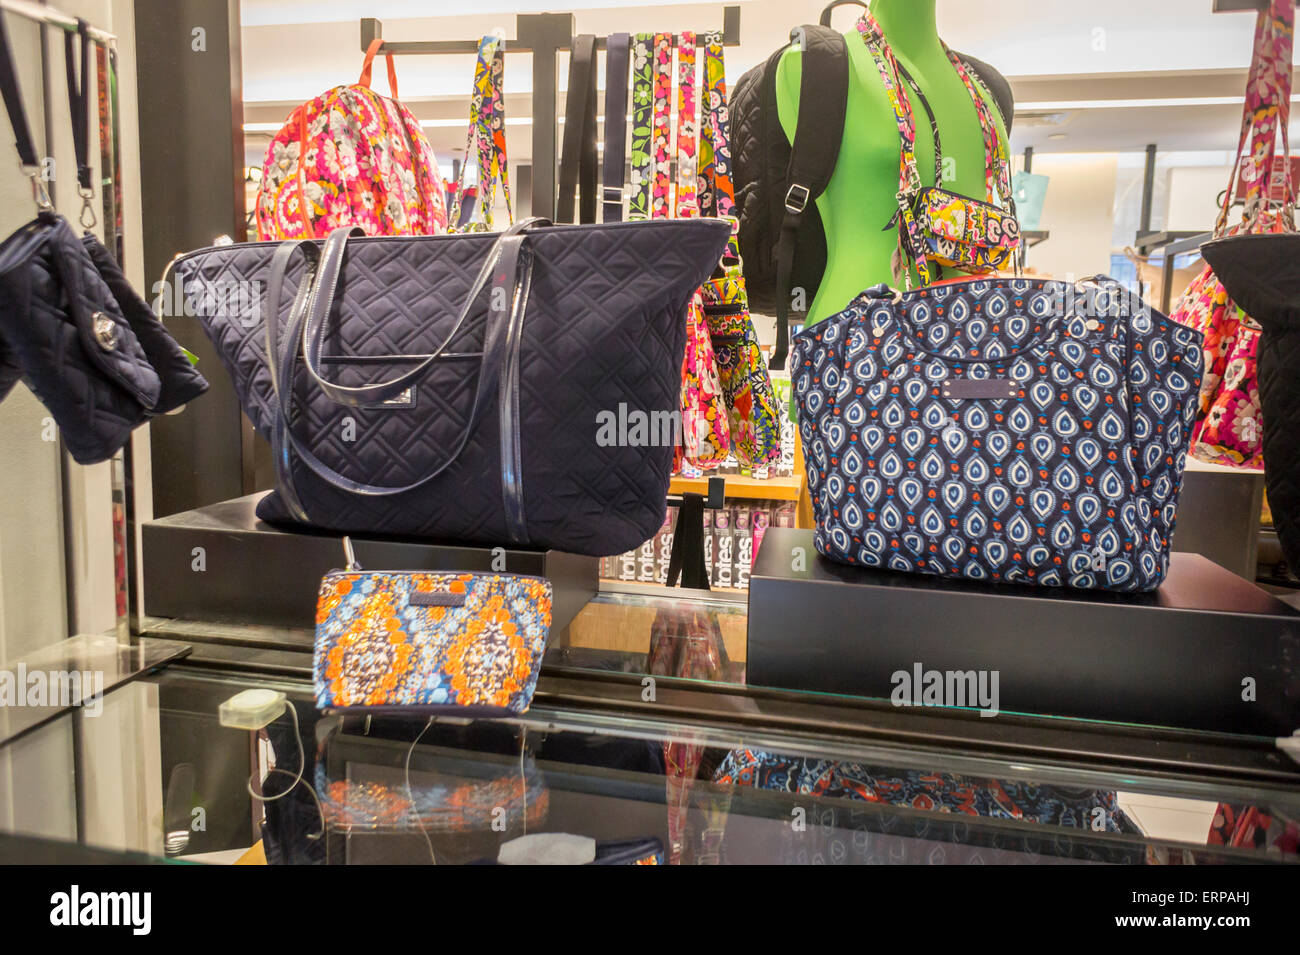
xmin=732 ymin=0 xmax=1013 ymax=368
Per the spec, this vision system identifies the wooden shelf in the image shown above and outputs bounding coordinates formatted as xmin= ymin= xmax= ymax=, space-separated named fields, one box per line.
xmin=669 ymin=473 xmax=803 ymax=502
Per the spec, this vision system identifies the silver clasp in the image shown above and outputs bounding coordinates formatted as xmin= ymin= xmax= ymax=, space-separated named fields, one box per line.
xmin=341 ymin=536 xmax=361 ymax=571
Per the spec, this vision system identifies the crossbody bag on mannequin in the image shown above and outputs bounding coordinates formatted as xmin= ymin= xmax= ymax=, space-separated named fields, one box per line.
xmin=856 ymin=11 xmax=1020 ymax=289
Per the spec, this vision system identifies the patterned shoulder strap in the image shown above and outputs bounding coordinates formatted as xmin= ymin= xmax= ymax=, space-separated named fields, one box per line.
xmin=1218 ymin=0 xmax=1294 ymax=235
xmin=647 ymin=34 xmax=673 ymax=219
xmin=700 ymin=32 xmax=740 ymax=261
xmin=942 ymin=45 xmax=1011 ymax=209
xmin=856 ymin=14 xmax=928 ymax=285
xmin=450 ymin=36 xmax=510 ymax=231
xmin=675 ymin=31 xmax=698 ymax=218
xmin=486 ymin=38 xmax=513 ymax=226
xmin=628 ymin=32 xmax=656 ymax=220
xmin=856 ymin=12 xmax=1010 ymax=210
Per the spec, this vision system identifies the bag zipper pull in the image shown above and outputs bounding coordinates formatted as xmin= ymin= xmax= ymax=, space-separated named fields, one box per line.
xmin=1091 ymin=546 xmax=1106 ymax=573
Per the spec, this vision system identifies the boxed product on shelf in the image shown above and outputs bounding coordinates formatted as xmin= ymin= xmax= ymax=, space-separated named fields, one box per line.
xmin=752 ymin=507 xmax=771 ymax=565
xmin=636 ymin=519 xmax=658 ymax=583
xmin=654 ymin=505 xmax=676 ymax=584
xmin=714 ymin=506 xmax=734 ymax=589
xmin=734 ymin=505 xmax=754 ymax=590
xmin=616 ymin=544 xmax=638 ymax=583
xmin=703 ymin=506 xmax=717 ymax=586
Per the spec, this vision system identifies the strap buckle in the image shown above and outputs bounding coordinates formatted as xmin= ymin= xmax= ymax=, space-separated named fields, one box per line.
xmin=601 ymin=186 xmax=623 ymax=208
xmin=784 ymin=183 xmax=810 ymax=214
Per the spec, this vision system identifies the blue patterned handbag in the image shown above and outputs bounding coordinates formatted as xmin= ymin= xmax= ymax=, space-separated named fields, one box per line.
xmin=792 ymin=277 xmax=1204 ymax=592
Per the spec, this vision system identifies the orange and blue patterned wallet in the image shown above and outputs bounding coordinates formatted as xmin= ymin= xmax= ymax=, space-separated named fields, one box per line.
xmin=314 ymin=570 xmax=553 ymax=716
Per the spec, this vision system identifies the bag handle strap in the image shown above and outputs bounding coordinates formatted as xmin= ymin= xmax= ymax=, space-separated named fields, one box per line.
xmin=64 ymin=19 xmax=98 ymax=229
xmin=263 ymin=219 xmax=549 ymax=510
xmin=558 ymin=34 xmax=598 ymax=223
xmin=0 ymin=6 xmax=46 ymax=211
xmin=819 ymin=0 xmax=867 ymax=27
xmin=358 ymin=37 xmax=400 ymax=99
xmin=1216 ymin=0 xmax=1294 ymax=235
xmin=602 ymin=33 xmax=631 ymax=222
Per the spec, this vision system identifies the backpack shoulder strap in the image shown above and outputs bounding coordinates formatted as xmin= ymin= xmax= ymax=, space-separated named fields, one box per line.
xmin=771 ymin=23 xmax=848 ymax=370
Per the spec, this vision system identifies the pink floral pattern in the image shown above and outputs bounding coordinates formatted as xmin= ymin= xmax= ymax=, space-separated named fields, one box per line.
xmin=1171 ymin=0 xmax=1293 ymax=469
xmin=650 ymin=34 xmax=673 ymax=219
xmin=674 ymin=32 xmax=699 ymax=217
xmin=256 ymin=43 xmax=446 ymax=240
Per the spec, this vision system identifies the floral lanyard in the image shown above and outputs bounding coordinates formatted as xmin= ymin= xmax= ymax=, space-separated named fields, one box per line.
xmin=698 ymin=32 xmax=741 ymax=261
xmin=856 ymin=12 xmax=1012 ymax=282
xmin=449 ymin=35 xmax=512 ymax=231
xmin=674 ymin=32 xmax=699 ymax=217
xmin=629 ymin=33 xmax=673 ymax=220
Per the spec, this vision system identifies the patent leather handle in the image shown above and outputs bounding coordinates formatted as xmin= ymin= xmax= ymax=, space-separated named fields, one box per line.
xmin=297 ymin=219 xmax=548 ymax=407
xmin=262 ymin=221 xmax=544 ymax=507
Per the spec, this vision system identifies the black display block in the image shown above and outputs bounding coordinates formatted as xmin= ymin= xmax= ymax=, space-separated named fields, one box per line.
xmin=748 ymin=528 xmax=1300 ymax=736
xmin=142 ymin=494 xmax=599 ymax=632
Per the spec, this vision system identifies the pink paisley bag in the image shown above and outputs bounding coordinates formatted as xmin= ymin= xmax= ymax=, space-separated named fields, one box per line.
xmin=1170 ymin=1 xmax=1295 ymax=468
xmin=255 ymin=40 xmax=447 ymax=240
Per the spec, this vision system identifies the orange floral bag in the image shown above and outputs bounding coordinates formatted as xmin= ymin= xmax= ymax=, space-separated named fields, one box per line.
xmin=314 ymin=543 xmax=552 ymax=716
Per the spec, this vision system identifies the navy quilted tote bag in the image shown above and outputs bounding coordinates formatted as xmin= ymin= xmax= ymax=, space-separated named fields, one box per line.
xmin=792 ymin=277 xmax=1204 ymax=592
xmin=175 ymin=217 xmax=730 ymax=556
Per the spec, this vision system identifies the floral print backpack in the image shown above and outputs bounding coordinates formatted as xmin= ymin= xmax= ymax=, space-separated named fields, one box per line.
xmin=255 ymin=39 xmax=447 ymax=240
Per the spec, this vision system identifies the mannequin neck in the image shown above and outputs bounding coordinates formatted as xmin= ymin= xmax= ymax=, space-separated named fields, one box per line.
xmin=870 ymin=0 xmax=942 ymax=61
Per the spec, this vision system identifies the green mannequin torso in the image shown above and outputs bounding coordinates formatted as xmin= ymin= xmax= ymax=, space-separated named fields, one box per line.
xmin=775 ymin=0 xmax=1009 ymax=326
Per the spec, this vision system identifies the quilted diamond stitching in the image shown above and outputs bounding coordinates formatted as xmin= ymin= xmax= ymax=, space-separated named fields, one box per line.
xmin=179 ymin=220 xmax=729 ymax=555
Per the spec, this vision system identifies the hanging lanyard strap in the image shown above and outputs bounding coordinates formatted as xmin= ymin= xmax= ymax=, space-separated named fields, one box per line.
xmin=674 ymin=32 xmax=698 ymax=218
xmin=649 ymin=33 xmax=673 ymax=219
xmin=64 ymin=18 xmax=97 ymax=229
xmin=700 ymin=33 xmax=740 ymax=261
xmin=96 ymin=42 xmax=114 ymax=251
xmin=450 ymin=35 xmax=512 ymax=231
xmin=108 ymin=48 xmax=124 ymax=261
xmin=628 ymin=32 xmax=655 ymax=220
xmin=486 ymin=37 xmax=512 ymax=225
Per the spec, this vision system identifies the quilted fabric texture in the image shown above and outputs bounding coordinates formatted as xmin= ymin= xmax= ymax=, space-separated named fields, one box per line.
xmin=0 ymin=212 xmax=161 ymax=464
xmin=81 ymin=234 xmax=208 ymax=415
xmin=314 ymin=571 xmax=551 ymax=716
xmin=792 ymin=278 xmax=1204 ymax=592
xmin=1204 ymin=234 xmax=1300 ymax=572
xmin=178 ymin=219 xmax=730 ymax=554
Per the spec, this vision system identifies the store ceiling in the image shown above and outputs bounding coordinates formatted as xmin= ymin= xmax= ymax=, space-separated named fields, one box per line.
xmin=239 ymin=0 xmax=1299 ymax=162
